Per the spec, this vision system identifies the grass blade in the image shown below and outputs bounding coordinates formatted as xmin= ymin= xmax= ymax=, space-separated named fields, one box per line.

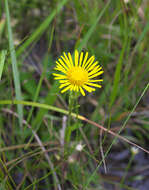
xmin=4 ymin=0 xmax=23 ymax=127
xmin=0 ymin=50 xmax=7 ymax=80
xmin=109 ymin=38 xmax=128 ymax=109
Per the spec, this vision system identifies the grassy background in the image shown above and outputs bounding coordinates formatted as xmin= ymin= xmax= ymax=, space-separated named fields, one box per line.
xmin=0 ymin=0 xmax=149 ymax=189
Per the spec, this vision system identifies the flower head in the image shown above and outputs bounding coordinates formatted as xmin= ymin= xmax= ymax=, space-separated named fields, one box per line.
xmin=76 ymin=143 xmax=84 ymax=152
xmin=131 ymin=147 xmax=139 ymax=155
xmin=53 ymin=50 xmax=103 ymax=96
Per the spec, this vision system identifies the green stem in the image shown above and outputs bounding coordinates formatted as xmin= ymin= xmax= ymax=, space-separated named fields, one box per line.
xmin=65 ymin=91 xmax=75 ymax=144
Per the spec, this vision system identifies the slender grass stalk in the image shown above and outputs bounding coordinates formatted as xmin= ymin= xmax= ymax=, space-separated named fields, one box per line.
xmin=0 ymin=50 xmax=7 ymax=80
xmin=109 ymin=7 xmax=128 ymax=109
xmin=4 ymin=0 xmax=23 ymax=127
xmin=0 ymin=18 xmax=5 ymax=40
xmin=0 ymin=158 xmax=15 ymax=190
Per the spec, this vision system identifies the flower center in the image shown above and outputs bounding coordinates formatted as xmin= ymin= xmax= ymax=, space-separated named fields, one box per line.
xmin=67 ymin=66 xmax=88 ymax=86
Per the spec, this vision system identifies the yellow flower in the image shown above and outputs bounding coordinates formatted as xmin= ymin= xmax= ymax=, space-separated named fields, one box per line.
xmin=53 ymin=50 xmax=104 ymax=96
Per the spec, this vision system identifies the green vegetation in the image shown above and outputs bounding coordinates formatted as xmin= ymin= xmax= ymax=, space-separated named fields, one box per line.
xmin=0 ymin=0 xmax=149 ymax=189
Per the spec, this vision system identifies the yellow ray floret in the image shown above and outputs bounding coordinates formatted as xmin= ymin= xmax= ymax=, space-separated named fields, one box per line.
xmin=53 ymin=50 xmax=104 ymax=96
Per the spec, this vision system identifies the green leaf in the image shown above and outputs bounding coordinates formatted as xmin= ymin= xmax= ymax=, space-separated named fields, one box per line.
xmin=0 ymin=50 xmax=7 ymax=80
xmin=4 ymin=0 xmax=23 ymax=127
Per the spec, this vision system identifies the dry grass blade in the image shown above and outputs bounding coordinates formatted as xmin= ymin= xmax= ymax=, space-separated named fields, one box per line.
xmin=83 ymin=117 xmax=149 ymax=154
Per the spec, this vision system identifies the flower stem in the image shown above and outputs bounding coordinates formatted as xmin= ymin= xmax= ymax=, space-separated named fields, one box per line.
xmin=64 ymin=91 xmax=80 ymax=145
xmin=65 ymin=91 xmax=75 ymax=144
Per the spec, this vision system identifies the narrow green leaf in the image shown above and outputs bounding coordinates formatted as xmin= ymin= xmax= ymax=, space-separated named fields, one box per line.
xmin=109 ymin=38 xmax=127 ymax=109
xmin=4 ymin=0 xmax=23 ymax=127
xmin=0 ymin=18 xmax=5 ymax=40
xmin=0 ymin=99 xmax=69 ymax=117
xmin=0 ymin=50 xmax=7 ymax=80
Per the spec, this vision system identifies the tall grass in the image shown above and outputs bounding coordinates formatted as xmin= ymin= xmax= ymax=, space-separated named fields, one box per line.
xmin=5 ymin=0 xmax=23 ymax=127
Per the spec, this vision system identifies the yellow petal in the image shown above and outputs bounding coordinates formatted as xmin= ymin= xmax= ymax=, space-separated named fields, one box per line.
xmin=88 ymin=71 xmax=104 ymax=79
xmin=76 ymin=85 xmax=79 ymax=92
xmin=53 ymin=73 xmax=67 ymax=79
xmin=86 ymin=61 xmax=99 ymax=72
xmin=88 ymin=79 xmax=103 ymax=82
xmin=59 ymin=82 xmax=70 ymax=89
xmin=58 ymin=59 xmax=69 ymax=70
xmin=88 ymin=66 xmax=102 ymax=75
xmin=75 ymin=50 xmax=79 ymax=66
xmin=79 ymin=52 xmax=83 ymax=66
xmin=59 ymin=80 xmax=68 ymax=83
xmin=68 ymin=52 xmax=74 ymax=66
xmin=79 ymin=87 xmax=85 ymax=96
xmin=84 ymin=56 xmax=95 ymax=69
xmin=85 ymin=82 xmax=102 ymax=88
xmin=61 ymin=85 xmax=72 ymax=93
xmin=82 ymin=52 xmax=88 ymax=68
xmin=83 ymin=84 xmax=95 ymax=92
xmin=62 ymin=52 xmax=72 ymax=68
xmin=73 ymin=85 xmax=77 ymax=91
xmin=55 ymin=67 xmax=67 ymax=74
xmin=88 ymin=66 xmax=102 ymax=76
xmin=55 ymin=61 xmax=67 ymax=71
